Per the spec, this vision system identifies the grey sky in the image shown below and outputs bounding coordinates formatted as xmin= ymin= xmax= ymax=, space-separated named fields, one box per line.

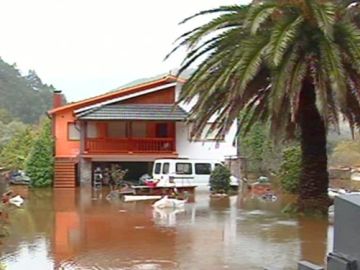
xmin=1 ymin=0 xmax=248 ymax=101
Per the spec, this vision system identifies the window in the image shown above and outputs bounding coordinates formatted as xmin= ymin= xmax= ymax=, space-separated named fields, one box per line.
xmin=176 ymin=163 xmax=192 ymax=175
xmin=87 ymin=122 xmax=98 ymax=138
xmin=162 ymin=163 xmax=169 ymax=174
xmin=68 ymin=123 xmax=80 ymax=140
xmin=195 ymin=163 xmax=211 ymax=175
xmin=108 ymin=121 xmax=126 ymax=138
xmin=132 ymin=122 xmax=147 ymax=137
xmin=154 ymin=163 xmax=161 ymax=174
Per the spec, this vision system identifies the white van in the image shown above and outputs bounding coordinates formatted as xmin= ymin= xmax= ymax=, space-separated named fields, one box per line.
xmin=152 ymin=159 xmax=239 ymax=187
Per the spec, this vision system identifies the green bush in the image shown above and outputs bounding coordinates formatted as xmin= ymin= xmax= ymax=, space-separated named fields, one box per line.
xmin=209 ymin=165 xmax=231 ymax=194
xmin=0 ymin=128 xmax=34 ymax=170
xmin=25 ymin=120 xmax=54 ymax=187
xmin=279 ymin=145 xmax=301 ymax=193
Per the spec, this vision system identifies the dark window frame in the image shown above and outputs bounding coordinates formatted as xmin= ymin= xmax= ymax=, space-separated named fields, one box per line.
xmin=154 ymin=163 xmax=161 ymax=174
xmin=162 ymin=162 xmax=170 ymax=174
xmin=195 ymin=163 xmax=212 ymax=175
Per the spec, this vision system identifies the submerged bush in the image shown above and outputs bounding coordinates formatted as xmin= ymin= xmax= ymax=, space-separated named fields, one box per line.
xmin=279 ymin=145 xmax=301 ymax=193
xmin=25 ymin=120 xmax=54 ymax=187
xmin=209 ymin=165 xmax=231 ymax=194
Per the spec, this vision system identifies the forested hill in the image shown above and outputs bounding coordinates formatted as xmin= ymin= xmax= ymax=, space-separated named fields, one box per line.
xmin=0 ymin=58 xmax=57 ymax=124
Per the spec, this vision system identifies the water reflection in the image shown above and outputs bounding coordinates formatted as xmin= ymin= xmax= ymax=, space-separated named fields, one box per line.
xmin=0 ymin=187 xmax=331 ymax=270
xmin=153 ymin=208 xmax=185 ymax=228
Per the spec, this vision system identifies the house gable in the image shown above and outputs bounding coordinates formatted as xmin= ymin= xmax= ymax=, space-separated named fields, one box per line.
xmin=48 ymin=75 xmax=183 ymax=115
xmin=120 ymin=87 xmax=174 ymax=105
xmin=74 ymin=82 xmax=177 ymax=116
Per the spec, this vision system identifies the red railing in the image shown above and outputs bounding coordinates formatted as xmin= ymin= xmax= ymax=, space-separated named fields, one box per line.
xmin=85 ymin=137 xmax=175 ymax=154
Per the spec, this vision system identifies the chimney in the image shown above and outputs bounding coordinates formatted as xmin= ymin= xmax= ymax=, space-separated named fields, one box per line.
xmin=53 ymin=90 xmax=63 ymax=109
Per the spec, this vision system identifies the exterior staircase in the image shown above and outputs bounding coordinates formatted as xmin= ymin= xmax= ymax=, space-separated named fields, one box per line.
xmin=54 ymin=158 xmax=76 ymax=188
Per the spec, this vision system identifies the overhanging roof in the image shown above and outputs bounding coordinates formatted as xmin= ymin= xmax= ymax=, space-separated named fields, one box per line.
xmin=48 ymin=75 xmax=186 ymax=115
xmin=76 ymin=104 xmax=188 ymax=121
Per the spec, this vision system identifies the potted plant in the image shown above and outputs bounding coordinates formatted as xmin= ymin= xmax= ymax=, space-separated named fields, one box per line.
xmin=209 ymin=165 xmax=231 ymax=196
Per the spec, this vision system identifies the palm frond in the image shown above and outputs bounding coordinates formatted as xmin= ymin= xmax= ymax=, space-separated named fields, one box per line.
xmin=269 ymin=45 xmax=300 ymax=116
xmin=286 ymin=54 xmax=307 ymax=123
xmin=306 ymin=0 xmax=336 ymax=39
xmin=180 ymin=5 xmax=245 ymax=24
xmin=231 ymin=35 xmax=269 ymax=95
xmin=319 ymin=37 xmax=347 ymax=108
xmin=166 ymin=7 xmax=247 ymax=60
xmin=266 ymin=16 xmax=303 ymax=66
xmin=310 ymin=59 xmax=329 ymax=124
xmin=335 ymin=21 xmax=360 ymax=73
xmin=245 ymin=3 xmax=276 ymax=35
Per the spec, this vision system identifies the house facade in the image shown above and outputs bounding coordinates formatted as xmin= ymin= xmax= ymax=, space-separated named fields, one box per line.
xmin=48 ymin=75 xmax=237 ymax=188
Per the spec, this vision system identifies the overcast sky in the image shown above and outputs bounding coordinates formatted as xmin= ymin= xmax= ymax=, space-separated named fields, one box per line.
xmin=1 ymin=0 xmax=249 ymax=102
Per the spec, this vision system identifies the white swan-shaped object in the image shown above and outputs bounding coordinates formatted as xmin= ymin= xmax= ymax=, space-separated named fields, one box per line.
xmin=152 ymin=195 xmax=186 ymax=209
xmin=9 ymin=195 xmax=24 ymax=207
xmin=152 ymin=207 xmax=185 ymax=227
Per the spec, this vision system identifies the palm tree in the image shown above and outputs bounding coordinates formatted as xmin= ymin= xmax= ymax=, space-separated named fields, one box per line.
xmin=170 ymin=0 xmax=360 ymax=213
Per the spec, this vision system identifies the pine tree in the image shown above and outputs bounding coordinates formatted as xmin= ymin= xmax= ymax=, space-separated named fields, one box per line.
xmin=25 ymin=70 xmax=43 ymax=91
xmin=25 ymin=120 xmax=54 ymax=187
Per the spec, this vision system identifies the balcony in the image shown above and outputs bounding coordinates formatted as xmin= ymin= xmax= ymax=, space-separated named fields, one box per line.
xmin=85 ymin=137 xmax=175 ymax=154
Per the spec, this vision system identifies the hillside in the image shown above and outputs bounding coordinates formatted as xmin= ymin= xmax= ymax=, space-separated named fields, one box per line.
xmin=0 ymin=58 xmax=56 ymax=124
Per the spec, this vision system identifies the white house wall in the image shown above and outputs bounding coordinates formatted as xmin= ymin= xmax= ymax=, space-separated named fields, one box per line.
xmin=175 ymin=121 xmax=237 ymax=161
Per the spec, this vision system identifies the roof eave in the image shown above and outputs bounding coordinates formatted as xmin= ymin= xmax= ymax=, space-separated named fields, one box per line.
xmin=48 ymin=75 xmax=185 ymax=115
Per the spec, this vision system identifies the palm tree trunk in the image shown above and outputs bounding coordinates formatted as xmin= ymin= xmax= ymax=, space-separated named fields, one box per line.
xmin=298 ymin=81 xmax=330 ymax=214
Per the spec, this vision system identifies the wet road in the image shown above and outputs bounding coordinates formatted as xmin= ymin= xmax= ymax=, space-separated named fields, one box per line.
xmin=0 ymin=186 xmax=332 ymax=270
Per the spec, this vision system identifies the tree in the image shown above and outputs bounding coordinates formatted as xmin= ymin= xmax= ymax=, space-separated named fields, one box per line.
xmin=0 ymin=58 xmax=55 ymax=124
xmin=171 ymin=1 xmax=360 ymax=213
xmin=25 ymin=119 xmax=54 ymax=187
xmin=0 ymin=128 xmax=35 ymax=170
xmin=0 ymin=120 xmax=28 ymax=151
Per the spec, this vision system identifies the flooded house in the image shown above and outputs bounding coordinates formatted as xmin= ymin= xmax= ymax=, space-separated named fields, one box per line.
xmin=48 ymin=75 xmax=238 ymax=188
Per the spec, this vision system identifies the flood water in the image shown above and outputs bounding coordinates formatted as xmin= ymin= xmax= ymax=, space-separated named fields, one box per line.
xmin=0 ymin=186 xmax=332 ymax=270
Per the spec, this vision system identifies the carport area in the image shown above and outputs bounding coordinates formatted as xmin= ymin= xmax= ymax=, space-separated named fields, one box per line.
xmin=91 ymin=161 xmax=153 ymax=186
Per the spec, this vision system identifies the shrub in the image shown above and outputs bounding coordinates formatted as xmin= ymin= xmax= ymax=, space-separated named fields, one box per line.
xmin=209 ymin=165 xmax=231 ymax=194
xmin=0 ymin=128 xmax=34 ymax=170
xmin=25 ymin=120 xmax=54 ymax=187
xmin=279 ymin=145 xmax=301 ymax=193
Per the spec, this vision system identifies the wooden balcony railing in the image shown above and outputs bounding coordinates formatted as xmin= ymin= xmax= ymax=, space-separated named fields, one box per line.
xmin=85 ymin=137 xmax=175 ymax=154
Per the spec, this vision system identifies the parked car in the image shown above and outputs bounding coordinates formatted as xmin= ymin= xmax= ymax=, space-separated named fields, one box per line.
xmin=152 ymin=159 xmax=239 ymax=187
xmin=9 ymin=170 xmax=30 ymax=185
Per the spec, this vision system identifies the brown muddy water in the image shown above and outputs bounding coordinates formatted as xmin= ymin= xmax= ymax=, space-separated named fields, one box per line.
xmin=0 ymin=185 xmax=332 ymax=270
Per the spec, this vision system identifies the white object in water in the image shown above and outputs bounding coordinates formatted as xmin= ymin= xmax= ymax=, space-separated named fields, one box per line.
xmin=152 ymin=195 xmax=186 ymax=209
xmin=9 ymin=195 xmax=24 ymax=207
xmin=351 ymin=172 xmax=360 ymax=181
xmin=123 ymin=195 xmax=162 ymax=202
xmin=328 ymin=188 xmax=360 ymax=199
xmin=152 ymin=207 xmax=184 ymax=227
